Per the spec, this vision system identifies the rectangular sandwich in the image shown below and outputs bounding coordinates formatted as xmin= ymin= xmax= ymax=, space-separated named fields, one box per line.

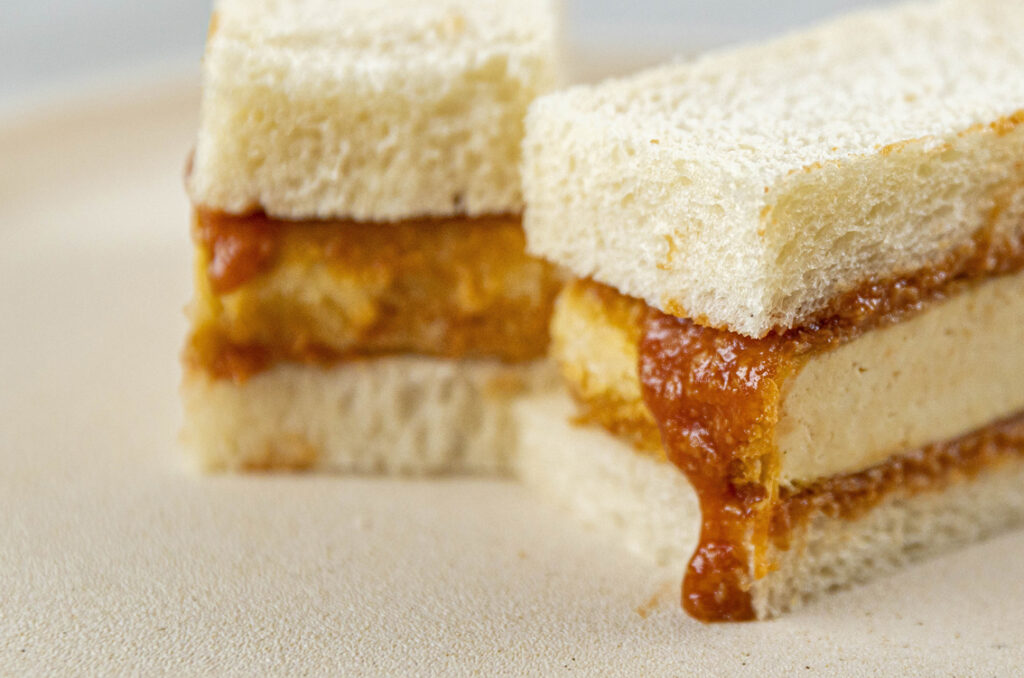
xmin=182 ymin=0 xmax=563 ymax=473
xmin=518 ymin=0 xmax=1024 ymax=620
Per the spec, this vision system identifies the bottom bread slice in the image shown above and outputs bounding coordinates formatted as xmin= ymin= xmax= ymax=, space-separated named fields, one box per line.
xmin=515 ymin=393 xmax=700 ymax=567
xmin=182 ymin=357 xmax=557 ymax=474
xmin=753 ymin=456 xmax=1024 ymax=618
xmin=515 ymin=392 xmax=1024 ymax=618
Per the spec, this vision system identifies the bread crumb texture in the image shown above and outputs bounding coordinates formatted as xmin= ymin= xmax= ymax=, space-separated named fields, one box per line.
xmin=182 ymin=357 xmax=559 ymax=475
xmin=189 ymin=0 xmax=561 ymax=220
xmin=523 ymin=0 xmax=1024 ymax=336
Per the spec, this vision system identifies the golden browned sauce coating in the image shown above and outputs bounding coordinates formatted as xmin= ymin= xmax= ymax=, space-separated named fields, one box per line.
xmin=189 ymin=209 xmax=564 ymax=381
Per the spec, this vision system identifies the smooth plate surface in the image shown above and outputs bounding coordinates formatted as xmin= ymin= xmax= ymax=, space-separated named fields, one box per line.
xmin=2 ymin=71 xmax=1024 ymax=677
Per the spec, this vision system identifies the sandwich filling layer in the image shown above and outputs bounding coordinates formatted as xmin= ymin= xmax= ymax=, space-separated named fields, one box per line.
xmin=557 ymin=272 xmax=1024 ymax=485
xmin=553 ymin=270 xmax=1024 ymax=621
xmin=187 ymin=209 xmax=564 ymax=382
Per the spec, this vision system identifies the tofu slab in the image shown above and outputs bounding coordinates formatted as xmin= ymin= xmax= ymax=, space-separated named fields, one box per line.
xmin=552 ymin=274 xmax=1024 ymax=486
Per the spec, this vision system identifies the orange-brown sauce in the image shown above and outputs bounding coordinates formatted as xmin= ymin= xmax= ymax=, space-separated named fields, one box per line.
xmin=640 ymin=312 xmax=796 ymax=621
xmin=195 ymin=210 xmax=279 ymax=294
xmin=636 ymin=224 xmax=1024 ymax=622
xmin=189 ymin=209 xmax=563 ymax=380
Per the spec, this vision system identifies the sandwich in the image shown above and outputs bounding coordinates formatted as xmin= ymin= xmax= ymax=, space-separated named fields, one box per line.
xmin=517 ymin=0 xmax=1024 ymax=620
xmin=181 ymin=0 xmax=563 ymax=474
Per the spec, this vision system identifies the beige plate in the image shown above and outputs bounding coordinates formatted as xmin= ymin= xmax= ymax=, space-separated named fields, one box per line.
xmin=2 ymin=70 xmax=1024 ymax=677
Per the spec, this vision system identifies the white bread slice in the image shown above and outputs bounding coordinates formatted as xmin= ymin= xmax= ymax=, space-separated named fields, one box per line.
xmin=189 ymin=0 xmax=560 ymax=221
xmin=522 ymin=0 xmax=1024 ymax=337
xmin=515 ymin=392 xmax=1024 ymax=618
xmin=514 ymin=393 xmax=699 ymax=567
xmin=182 ymin=357 xmax=557 ymax=475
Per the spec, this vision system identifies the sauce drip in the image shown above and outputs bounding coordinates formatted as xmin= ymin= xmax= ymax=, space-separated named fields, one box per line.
xmin=635 ymin=223 xmax=1024 ymax=622
xmin=639 ymin=312 xmax=797 ymax=621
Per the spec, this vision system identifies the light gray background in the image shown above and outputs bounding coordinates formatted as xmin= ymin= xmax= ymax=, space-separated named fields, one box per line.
xmin=3 ymin=0 xmax=898 ymax=105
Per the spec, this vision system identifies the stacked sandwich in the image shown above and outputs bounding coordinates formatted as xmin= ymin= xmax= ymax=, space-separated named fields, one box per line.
xmin=518 ymin=0 xmax=1024 ymax=620
xmin=182 ymin=0 xmax=563 ymax=473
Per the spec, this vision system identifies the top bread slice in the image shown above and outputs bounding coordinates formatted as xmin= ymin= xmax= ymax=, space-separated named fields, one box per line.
xmin=522 ymin=0 xmax=1024 ymax=338
xmin=188 ymin=0 xmax=560 ymax=221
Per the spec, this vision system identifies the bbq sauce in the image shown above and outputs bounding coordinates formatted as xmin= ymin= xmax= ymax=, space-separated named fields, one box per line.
xmin=635 ymin=222 xmax=1024 ymax=622
xmin=639 ymin=312 xmax=798 ymax=621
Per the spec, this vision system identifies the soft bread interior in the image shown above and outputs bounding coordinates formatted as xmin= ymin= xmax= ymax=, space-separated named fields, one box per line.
xmin=514 ymin=392 xmax=699 ymax=568
xmin=182 ymin=357 xmax=558 ymax=475
xmin=552 ymin=275 xmax=1024 ymax=486
xmin=523 ymin=0 xmax=1024 ymax=336
xmin=190 ymin=0 xmax=560 ymax=220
